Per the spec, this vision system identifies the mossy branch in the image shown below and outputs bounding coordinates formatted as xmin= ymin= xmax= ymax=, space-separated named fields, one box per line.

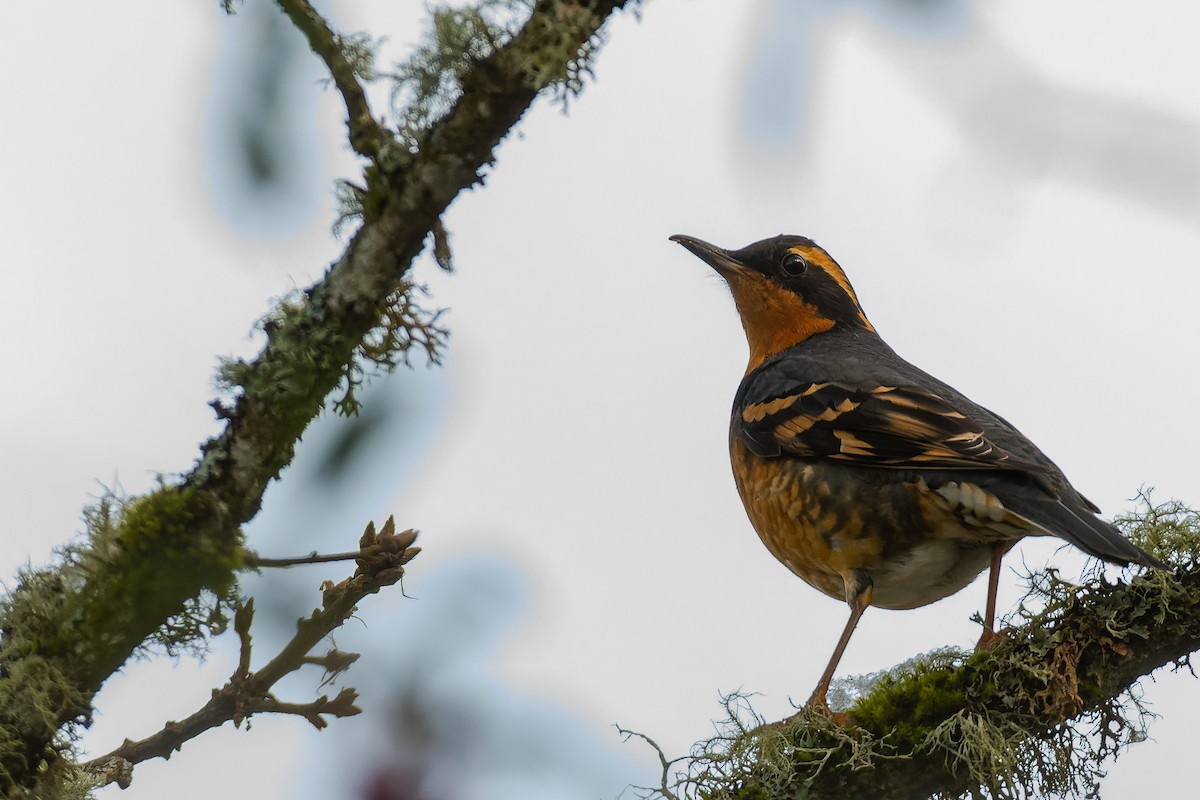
xmin=635 ymin=497 xmax=1200 ymax=800
xmin=0 ymin=1 xmax=636 ymax=794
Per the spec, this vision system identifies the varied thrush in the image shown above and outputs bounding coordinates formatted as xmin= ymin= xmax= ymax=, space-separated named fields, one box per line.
xmin=671 ymin=233 xmax=1168 ymax=710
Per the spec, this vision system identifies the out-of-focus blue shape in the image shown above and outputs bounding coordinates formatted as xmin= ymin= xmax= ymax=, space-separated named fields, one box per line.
xmin=815 ymin=0 xmax=971 ymax=39
xmin=741 ymin=0 xmax=815 ymax=149
xmin=893 ymin=30 xmax=1200 ymax=216
xmin=240 ymin=346 xmax=643 ymax=798
xmin=738 ymin=0 xmax=1200 ymax=236
xmin=235 ymin=348 xmax=643 ymax=799
xmin=204 ymin=0 xmax=329 ymax=238
xmin=296 ymin=557 xmax=641 ymax=800
xmin=741 ymin=0 xmax=968 ymax=150
xmin=227 ymin=331 xmax=645 ymax=799
xmin=239 ymin=356 xmax=451 ymax=637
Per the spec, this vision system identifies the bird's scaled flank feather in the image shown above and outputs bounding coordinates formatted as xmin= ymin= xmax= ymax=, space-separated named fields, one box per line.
xmin=739 ymin=381 xmax=1049 ymax=474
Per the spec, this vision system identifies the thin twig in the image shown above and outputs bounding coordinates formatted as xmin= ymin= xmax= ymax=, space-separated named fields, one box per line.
xmin=79 ymin=518 xmax=419 ymax=788
xmin=246 ymin=550 xmax=366 ymax=568
xmin=274 ymin=0 xmax=390 ymax=158
xmin=233 ymin=598 xmax=254 ymax=679
xmin=250 ymin=688 xmax=361 ymax=730
xmin=617 ymin=726 xmax=684 ymax=800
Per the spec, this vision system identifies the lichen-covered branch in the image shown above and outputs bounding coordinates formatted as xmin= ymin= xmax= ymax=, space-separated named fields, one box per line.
xmin=79 ymin=518 xmax=419 ymax=791
xmin=637 ymin=498 xmax=1200 ymax=800
xmin=0 ymin=1 xmax=636 ymax=794
xmin=274 ymin=0 xmax=389 ymax=158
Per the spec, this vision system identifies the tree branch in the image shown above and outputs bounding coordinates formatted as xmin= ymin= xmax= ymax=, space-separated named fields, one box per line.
xmin=79 ymin=519 xmax=419 ymax=790
xmin=245 ymin=549 xmax=368 ymax=568
xmin=638 ymin=499 xmax=1200 ymax=800
xmin=0 ymin=2 xmax=635 ymax=793
xmin=274 ymin=0 xmax=389 ymax=158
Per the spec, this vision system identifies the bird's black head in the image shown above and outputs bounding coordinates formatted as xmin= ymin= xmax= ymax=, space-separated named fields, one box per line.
xmin=671 ymin=233 xmax=875 ymax=370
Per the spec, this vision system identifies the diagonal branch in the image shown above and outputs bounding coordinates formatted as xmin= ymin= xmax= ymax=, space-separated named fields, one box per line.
xmin=0 ymin=3 xmax=636 ymax=793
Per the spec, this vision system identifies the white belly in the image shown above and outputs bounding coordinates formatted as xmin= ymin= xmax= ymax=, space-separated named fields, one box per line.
xmin=869 ymin=539 xmax=996 ymax=610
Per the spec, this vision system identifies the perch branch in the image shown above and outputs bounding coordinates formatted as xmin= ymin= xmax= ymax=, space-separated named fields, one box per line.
xmin=643 ymin=500 xmax=1200 ymax=800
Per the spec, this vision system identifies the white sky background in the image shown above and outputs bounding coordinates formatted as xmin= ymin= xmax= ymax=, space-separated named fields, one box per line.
xmin=2 ymin=1 xmax=1199 ymax=798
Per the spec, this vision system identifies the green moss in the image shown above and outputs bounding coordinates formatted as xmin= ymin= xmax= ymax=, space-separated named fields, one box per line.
xmin=113 ymin=487 xmax=240 ymax=581
xmin=117 ymin=488 xmax=193 ymax=544
xmin=16 ymin=487 xmax=240 ymax=673
xmin=848 ymin=651 xmax=972 ymax=747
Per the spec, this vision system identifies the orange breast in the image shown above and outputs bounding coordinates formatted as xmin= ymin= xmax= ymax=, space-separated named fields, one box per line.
xmin=728 ymin=434 xmax=877 ymax=602
xmin=727 ymin=431 xmax=1006 ymax=609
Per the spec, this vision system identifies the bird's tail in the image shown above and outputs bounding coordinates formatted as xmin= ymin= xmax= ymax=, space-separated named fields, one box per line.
xmin=1005 ymin=494 xmax=1170 ymax=571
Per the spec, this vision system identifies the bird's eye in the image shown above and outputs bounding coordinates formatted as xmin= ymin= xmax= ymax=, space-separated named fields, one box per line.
xmin=781 ymin=252 xmax=809 ymax=277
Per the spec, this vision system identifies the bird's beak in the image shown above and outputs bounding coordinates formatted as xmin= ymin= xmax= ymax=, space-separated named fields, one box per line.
xmin=670 ymin=234 xmax=748 ymax=276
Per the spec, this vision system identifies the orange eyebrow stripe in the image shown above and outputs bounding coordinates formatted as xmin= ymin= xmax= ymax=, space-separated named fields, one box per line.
xmin=791 ymin=246 xmax=876 ymax=332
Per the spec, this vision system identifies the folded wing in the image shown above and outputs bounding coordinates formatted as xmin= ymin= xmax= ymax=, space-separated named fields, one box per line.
xmin=737 ymin=380 xmax=1167 ymax=570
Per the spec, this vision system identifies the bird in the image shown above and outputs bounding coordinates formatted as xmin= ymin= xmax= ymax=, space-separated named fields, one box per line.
xmin=670 ymin=233 xmax=1168 ymax=712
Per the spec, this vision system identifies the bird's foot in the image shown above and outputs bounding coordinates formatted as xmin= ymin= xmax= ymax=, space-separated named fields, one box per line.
xmin=775 ymin=694 xmax=852 ymax=728
xmin=975 ymin=626 xmax=1011 ymax=651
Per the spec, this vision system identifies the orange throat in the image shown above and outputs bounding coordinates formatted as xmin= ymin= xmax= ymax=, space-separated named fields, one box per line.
xmin=725 ymin=270 xmax=835 ymax=373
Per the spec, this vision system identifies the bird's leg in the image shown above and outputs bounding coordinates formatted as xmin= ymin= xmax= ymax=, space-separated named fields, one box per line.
xmin=806 ymin=569 xmax=873 ymax=710
xmin=976 ymin=544 xmax=1005 ymax=650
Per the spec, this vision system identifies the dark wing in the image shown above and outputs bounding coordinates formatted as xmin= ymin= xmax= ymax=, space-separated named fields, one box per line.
xmin=736 ymin=379 xmax=1169 ymax=570
xmin=738 ymin=381 xmax=1048 ymax=473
